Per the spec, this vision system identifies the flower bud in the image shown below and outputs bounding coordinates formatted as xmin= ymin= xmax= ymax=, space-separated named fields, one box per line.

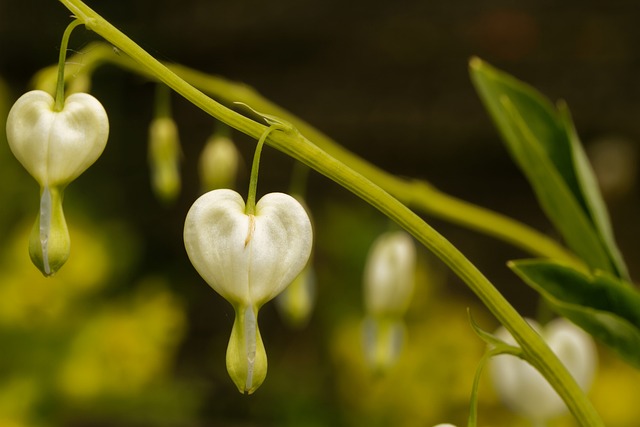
xmin=184 ymin=189 xmax=313 ymax=393
xmin=364 ymin=231 xmax=416 ymax=317
xmin=148 ymin=117 xmax=181 ymax=203
xmin=361 ymin=231 xmax=416 ymax=373
xmin=28 ymin=186 xmax=70 ymax=276
xmin=199 ymin=134 xmax=241 ymax=191
xmin=490 ymin=318 xmax=597 ymax=421
xmin=275 ymin=264 xmax=316 ymax=328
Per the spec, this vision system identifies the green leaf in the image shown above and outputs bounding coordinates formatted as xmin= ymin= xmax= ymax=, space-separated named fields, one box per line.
xmin=510 ymin=259 xmax=640 ymax=368
xmin=557 ymin=104 xmax=629 ymax=279
xmin=470 ymin=58 xmax=628 ymax=278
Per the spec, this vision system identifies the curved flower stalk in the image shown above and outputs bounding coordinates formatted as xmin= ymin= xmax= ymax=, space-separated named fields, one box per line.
xmin=490 ymin=318 xmax=597 ymax=422
xmin=6 ymin=90 xmax=109 ymax=275
xmin=183 ymin=189 xmax=312 ymax=393
xmin=362 ymin=230 xmax=416 ymax=373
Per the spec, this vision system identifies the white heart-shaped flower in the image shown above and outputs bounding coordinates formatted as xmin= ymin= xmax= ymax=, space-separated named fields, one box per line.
xmin=490 ymin=318 xmax=597 ymax=421
xmin=183 ymin=189 xmax=313 ymax=308
xmin=6 ymin=90 xmax=109 ymax=187
xmin=183 ymin=189 xmax=312 ymax=394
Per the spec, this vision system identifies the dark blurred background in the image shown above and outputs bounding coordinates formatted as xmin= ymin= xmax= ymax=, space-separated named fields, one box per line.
xmin=2 ymin=1 xmax=640 ymax=426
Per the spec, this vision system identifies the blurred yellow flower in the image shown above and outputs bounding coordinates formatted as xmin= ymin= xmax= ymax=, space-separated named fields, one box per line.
xmin=56 ymin=279 xmax=186 ymax=400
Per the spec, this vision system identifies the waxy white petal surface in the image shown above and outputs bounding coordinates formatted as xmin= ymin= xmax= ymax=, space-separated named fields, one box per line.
xmin=183 ymin=189 xmax=313 ymax=307
xmin=6 ymin=90 xmax=109 ymax=186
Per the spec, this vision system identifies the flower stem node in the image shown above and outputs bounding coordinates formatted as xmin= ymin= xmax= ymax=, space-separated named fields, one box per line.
xmin=183 ymin=189 xmax=313 ymax=393
xmin=6 ymin=89 xmax=109 ymax=275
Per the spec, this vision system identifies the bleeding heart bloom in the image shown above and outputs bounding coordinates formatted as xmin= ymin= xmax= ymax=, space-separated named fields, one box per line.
xmin=6 ymin=90 xmax=109 ymax=276
xmin=362 ymin=231 xmax=416 ymax=373
xmin=490 ymin=318 xmax=597 ymax=421
xmin=184 ymin=189 xmax=312 ymax=393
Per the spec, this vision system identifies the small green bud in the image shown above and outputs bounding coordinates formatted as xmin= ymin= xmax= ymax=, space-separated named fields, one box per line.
xmin=227 ymin=305 xmax=268 ymax=394
xmin=198 ymin=134 xmax=240 ymax=191
xmin=28 ymin=186 xmax=70 ymax=276
xmin=148 ymin=117 xmax=181 ymax=203
xmin=362 ymin=316 xmax=405 ymax=374
xmin=275 ymin=265 xmax=316 ymax=328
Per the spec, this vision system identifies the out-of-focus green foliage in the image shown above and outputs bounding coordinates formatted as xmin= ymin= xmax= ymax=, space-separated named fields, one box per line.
xmin=470 ymin=59 xmax=628 ymax=279
xmin=511 ymin=259 xmax=640 ymax=369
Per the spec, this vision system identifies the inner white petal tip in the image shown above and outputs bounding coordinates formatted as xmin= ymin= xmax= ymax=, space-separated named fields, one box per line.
xmin=39 ymin=186 xmax=52 ymax=275
xmin=244 ymin=306 xmax=257 ymax=392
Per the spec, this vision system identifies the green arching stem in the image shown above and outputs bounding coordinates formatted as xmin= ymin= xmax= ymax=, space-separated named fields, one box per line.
xmin=54 ymin=19 xmax=83 ymax=111
xmin=55 ymin=1 xmax=602 ymax=424
xmin=39 ymin=41 xmax=580 ymax=268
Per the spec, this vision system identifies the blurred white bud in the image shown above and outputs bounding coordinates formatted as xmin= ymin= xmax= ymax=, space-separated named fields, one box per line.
xmin=490 ymin=318 xmax=597 ymax=421
xmin=364 ymin=231 xmax=416 ymax=316
xmin=361 ymin=231 xmax=416 ymax=373
xmin=199 ymin=134 xmax=241 ymax=191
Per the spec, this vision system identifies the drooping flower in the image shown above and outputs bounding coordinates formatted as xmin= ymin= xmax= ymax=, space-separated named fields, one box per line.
xmin=362 ymin=230 xmax=416 ymax=373
xmin=6 ymin=90 xmax=109 ymax=275
xmin=183 ymin=189 xmax=312 ymax=393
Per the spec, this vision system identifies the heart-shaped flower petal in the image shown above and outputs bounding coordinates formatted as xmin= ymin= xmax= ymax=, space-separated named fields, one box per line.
xmin=184 ymin=189 xmax=313 ymax=308
xmin=490 ymin=318 xmax=597 ymax=421
xmin=6 ymin=90 xmax=109 ymax=187
xmin=183 ymin=189 xmax=312 ymax=393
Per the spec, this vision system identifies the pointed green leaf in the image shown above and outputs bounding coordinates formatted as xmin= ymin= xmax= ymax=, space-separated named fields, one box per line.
xmin=470 ymin=58 xmax=627 ymax=278
xmin=510 ymin=259 xmax=640 ymax=368
xmin=557 ymin=103 xmax=629 ymax=279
